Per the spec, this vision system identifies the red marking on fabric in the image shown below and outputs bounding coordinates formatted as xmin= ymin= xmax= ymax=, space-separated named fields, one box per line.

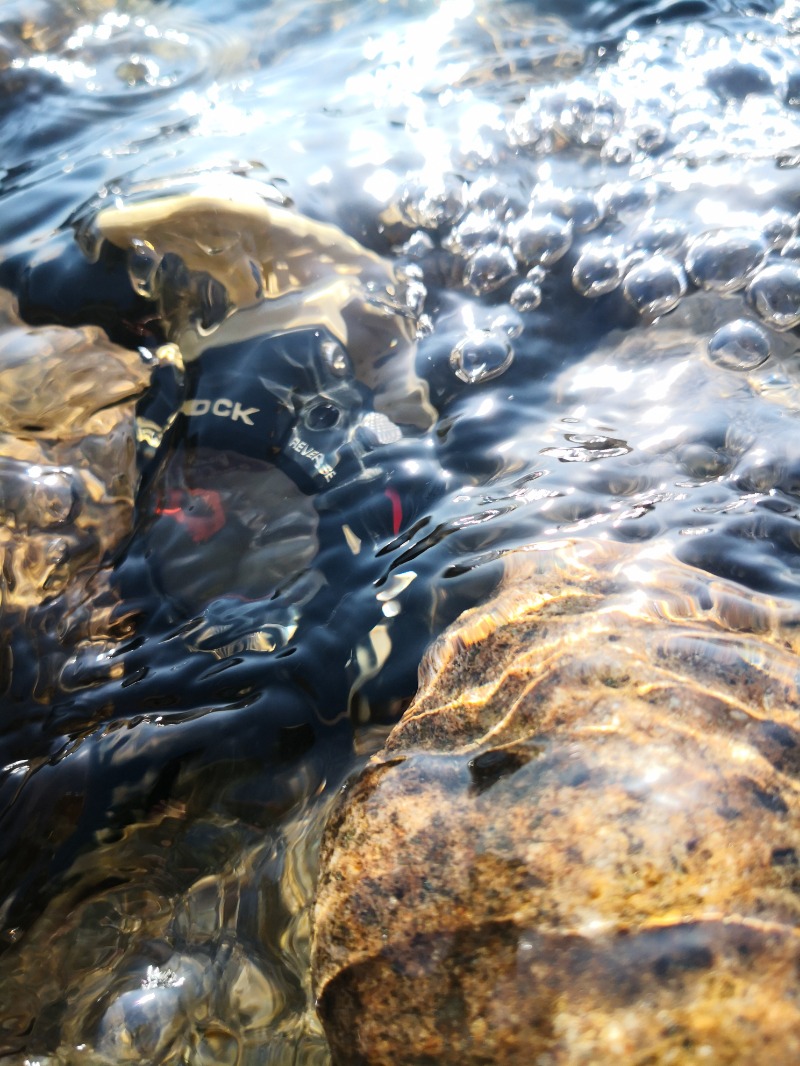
xmin=155 ymin=487 xmax=226 ymax=542
xmin=384 ymin=487 xmax=403 ymax=535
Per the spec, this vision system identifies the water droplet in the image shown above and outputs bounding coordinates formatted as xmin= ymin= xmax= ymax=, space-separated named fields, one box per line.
xmin=450 ymin=330 xmax=513 ymax=384
xmin=510 ymin=279 xmax=542 ymax=313
xmin=685 ymin=230 xmax=766 ymax=293
xmin=464 ymin=243 xmax=517 ymax=295
xmin=622 ymin=256 xmax=686 ymax=317
xmin=510 ymin=213 xmax=572 ymax=268
xmin=572 ymin=245 xmax=624 ymax=298
xmin=679 ymin=443 xmax=731 ymax=479
xmin=746 ymin=262 xmax=800 ymax=331
xmin=707 ymin=319 xmax=771 ymax=370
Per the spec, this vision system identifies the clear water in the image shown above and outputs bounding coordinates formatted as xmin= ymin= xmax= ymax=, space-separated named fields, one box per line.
xmin=1 ymin=0 xmax=800 ymax=1061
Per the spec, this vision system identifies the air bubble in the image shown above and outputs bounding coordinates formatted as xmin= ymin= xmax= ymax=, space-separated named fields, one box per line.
xmin=26 ymin=471 xmax=77 ymax=529
xmin=116 ymin=55 xmax=160 ymax=88
xmin=450 ymin=330 xmax=514 ymax=385
xmin=572 ymin=245 xmax=624 ymax=298
xmin=464 ymin=243 xmax=517 ymax=295
xmin=467 ymin=177 xmax=512 ymax=216
xmin=444 ymin=212 xmax=503 ymax=257
xmin=627 ymin=220 xmax=686 ymax=259
xmin=95 ymin=981 xmax=190 ymax=1062
xmin=487 ymin=305 xmax=524 ymax=339
xmin=455 ymin=127 xmax=503 ymax=173
xmin=396 ymin=264 xmax=427 ymax=318
xmin=507 ymin=92 xmax=563 ymax=153
xmin=398 ymin=173 xmax=466 ymax=231
xmin=396 ymin=230 xmax=435 ymax=263
xmin=685 ymin=230 xmax=766 ymax=293
xmin=601 ymin=135 xmax=635 ymax=166
xmin=510 ymin=279 xmax=542 ymax=313
xmin=560 ymin=91 xmax=622 ymax=148
xmin=126 ymin=238 xmax=161 ymax=299
xmin=761 ymin=211 xmax=797 ymax=250
xmin=707 ymin=319 xmax=772 ymax=370
xmin=622 ymin=256 xmax=686 ymax=317
xmin=560 ymin=190 xmax=603 ymax=233
xmin=746 ymin=263 xmax=800 ymax=331
xmin=630 ymin=113 xmax=669 ymax=154
xmin=510 ymin=213 xmax=572 ymax=269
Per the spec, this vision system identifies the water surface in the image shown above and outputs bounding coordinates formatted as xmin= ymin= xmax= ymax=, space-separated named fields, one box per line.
xmin=1 ymin=0 xmax=800 ymax=1061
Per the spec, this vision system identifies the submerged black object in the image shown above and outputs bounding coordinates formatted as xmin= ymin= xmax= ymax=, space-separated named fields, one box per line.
xmin=88 ymin=180 xmax=429 ymax=615
xmin=175 ymin=326 xmax=394 ymax=495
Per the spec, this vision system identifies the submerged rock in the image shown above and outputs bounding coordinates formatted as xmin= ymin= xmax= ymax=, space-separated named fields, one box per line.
xmin=0 ymin=289 xmax=147 ymax=620
xmin=313 ymin=538 xmax=800 ymax=1064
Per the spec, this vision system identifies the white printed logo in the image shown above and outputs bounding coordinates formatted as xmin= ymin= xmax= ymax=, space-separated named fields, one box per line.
xmin=181 ymin=398 xmax=260 ymax=426
xmin=288 ymin=434 xmax=336 ymax=482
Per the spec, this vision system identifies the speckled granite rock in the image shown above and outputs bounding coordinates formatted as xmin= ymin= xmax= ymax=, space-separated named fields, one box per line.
xmin=312 ymin=539 xmax=800 ymax=1064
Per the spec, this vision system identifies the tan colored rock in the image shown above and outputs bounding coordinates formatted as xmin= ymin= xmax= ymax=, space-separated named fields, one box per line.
xmin=313 ymin=538 xmax=800 ymax=1064
xmin=0 ymin=290 xmax=148 ymax=623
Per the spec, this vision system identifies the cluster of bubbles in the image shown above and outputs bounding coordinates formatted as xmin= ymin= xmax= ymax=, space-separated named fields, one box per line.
xmin=384 ymin=12 xmax=800 ymax=385
xmin=395 ymin=166 xmax=800 ymax=382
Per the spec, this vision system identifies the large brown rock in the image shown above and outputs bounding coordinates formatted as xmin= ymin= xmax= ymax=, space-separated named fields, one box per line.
xmin=313 ymin=539 xmax=800 ymax=1064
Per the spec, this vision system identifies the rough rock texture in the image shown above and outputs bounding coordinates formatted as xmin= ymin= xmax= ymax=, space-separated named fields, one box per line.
xmin=313 ymin=539 xmax=800 ymax=1064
